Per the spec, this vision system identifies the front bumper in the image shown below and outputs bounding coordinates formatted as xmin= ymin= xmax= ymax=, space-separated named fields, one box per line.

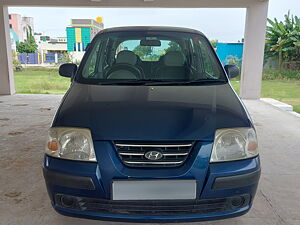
xmin=43 ymin=142 xmax=260 ymax=222
xmin=52 ymin=193 xmax=251 ymax=223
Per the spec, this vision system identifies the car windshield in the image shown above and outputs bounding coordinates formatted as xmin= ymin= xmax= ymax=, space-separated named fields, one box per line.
xmin=76 ymin=30 xmax=227 ymax=85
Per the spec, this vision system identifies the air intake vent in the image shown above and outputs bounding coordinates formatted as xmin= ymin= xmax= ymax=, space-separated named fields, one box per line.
xmin=114 ymin=142 xmax=194 ymax=167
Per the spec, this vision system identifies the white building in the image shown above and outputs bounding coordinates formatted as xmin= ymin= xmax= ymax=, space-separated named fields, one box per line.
xmin=34 ymin=33 xmax=68 ymax=64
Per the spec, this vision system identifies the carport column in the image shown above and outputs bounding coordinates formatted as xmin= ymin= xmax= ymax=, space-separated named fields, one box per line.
xmin=240 ymin=1 xmax=269 ymax=99
xmin=0 ymin=5 xmax=15 ymax=95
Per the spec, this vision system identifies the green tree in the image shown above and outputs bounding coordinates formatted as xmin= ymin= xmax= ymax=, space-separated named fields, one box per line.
xmin=265 ymin=11 xmax=300 ymax=69
xmin=165 ymin=41 xmax=181 ymax=52
xmin=16 ymin=26 xmax=38 ymax=53
xmin=133 ymin=45 xmax=152 ymax=60
xmin=16 ymin=42 xmax=37 ymax=53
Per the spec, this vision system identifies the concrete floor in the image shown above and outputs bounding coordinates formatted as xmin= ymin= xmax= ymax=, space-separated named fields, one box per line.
xmin=0 ymin=94 xmax=300 ymax=225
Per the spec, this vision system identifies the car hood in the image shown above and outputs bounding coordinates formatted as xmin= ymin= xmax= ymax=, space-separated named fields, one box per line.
xmin=53 ymin=82 xmax=251 ymax=141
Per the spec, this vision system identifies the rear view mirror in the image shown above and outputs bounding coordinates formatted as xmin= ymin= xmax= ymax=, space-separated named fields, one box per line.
xmin=224 ymin=65 xmax=240 ymax=78
xmin=59 ymin=63 xmax=78 ymax=78
xmin=140 ymin=39 xmax=161 ymax=47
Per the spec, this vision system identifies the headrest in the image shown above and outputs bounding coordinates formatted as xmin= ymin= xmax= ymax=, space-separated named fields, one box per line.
xmin=116 ymin=50 xmax=137 ymax=65
xmin=163 ymin=51 xmax=185 ymax=66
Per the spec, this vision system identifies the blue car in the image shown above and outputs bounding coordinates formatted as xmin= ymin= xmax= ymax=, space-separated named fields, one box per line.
xmin=43 ymin=26 xmax=260 ymax=223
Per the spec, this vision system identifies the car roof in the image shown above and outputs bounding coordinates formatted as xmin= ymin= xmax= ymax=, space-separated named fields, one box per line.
xmin=96 ymin=26 xmax=205 ymax=36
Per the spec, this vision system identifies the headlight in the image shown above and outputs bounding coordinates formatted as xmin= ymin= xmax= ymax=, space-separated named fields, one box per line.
xmin=210 ymin=127 xmax=258 ymax=162
xmin=46 ymin=127 xmax=96 ymax=162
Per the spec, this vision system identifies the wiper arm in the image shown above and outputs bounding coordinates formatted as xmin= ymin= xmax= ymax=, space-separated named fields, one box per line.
xmin=99 ymin=79 xmax=178 ymax=85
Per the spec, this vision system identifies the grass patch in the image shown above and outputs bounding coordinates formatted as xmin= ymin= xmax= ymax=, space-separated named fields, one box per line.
xmin=231 ymin=79 xmax=300 ymax=113
xmin=14 ymin=68 xmax=70 ymax=94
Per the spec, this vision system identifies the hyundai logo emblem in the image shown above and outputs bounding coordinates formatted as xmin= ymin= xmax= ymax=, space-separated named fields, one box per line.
xmin=144 ymin=151 xmax=163 ymax=160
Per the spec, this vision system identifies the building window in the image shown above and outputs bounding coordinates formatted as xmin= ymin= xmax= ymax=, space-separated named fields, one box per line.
xmin=9 ymin=15 xmax=11 ymax=20
xmin=9 ymin=24 xmax=12 ymax=29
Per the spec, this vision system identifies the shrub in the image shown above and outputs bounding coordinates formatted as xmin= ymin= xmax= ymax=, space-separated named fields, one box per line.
xmin=262 ymin=69 xmax=300 ymax=80
xmin=24 ymin=67 xmax=58 ymax=72
xmin=226 ymin=55 xmax=242 ymax=67
xmin=13 ymin=58 xmax=23 ymax=72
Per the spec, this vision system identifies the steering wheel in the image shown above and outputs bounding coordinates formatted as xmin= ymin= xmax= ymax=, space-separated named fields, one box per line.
xmin=105 ymin=64 xmax=144 ymax=79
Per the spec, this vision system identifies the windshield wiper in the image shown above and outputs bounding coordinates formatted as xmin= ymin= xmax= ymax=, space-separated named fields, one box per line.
xmin=144 ymin=79 xmax=227 ymax=86
xmin=180 ymin=79 xmax=227 ymax=85
xmin=98 ymin=79 xmax=227 ymax=86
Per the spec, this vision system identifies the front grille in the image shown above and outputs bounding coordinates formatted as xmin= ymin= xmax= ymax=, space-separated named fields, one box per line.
xmin=114 ymin=141 xmax=194 ymax=167
xmin=55 ymin=194 xmax=250 ymax=216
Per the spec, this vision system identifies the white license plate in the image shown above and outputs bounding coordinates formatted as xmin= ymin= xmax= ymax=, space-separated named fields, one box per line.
xmin=112 ymin=180 xmax=196 ymax=200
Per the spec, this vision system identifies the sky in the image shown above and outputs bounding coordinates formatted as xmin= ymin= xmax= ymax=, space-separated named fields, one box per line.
xmin=8 ymin=0 xmax=300 ymax=42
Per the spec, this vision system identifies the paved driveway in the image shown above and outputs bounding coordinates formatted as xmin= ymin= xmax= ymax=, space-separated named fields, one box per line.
xmin=0 ymin=94 xmax=299 ymax=225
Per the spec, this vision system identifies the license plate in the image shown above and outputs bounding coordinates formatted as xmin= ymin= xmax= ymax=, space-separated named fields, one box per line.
xmin=112 ymin=180 xmax=196 ymax=200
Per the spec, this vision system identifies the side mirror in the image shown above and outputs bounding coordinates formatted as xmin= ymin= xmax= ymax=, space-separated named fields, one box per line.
xmin=224 ymin=65 xmax=240 ymax=78
xmin=59 ymin=63 xmax=78 ymax=78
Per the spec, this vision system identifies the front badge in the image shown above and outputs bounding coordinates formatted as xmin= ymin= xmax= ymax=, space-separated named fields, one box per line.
xmin=144 ymin=151 xmax=163 ymax=160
